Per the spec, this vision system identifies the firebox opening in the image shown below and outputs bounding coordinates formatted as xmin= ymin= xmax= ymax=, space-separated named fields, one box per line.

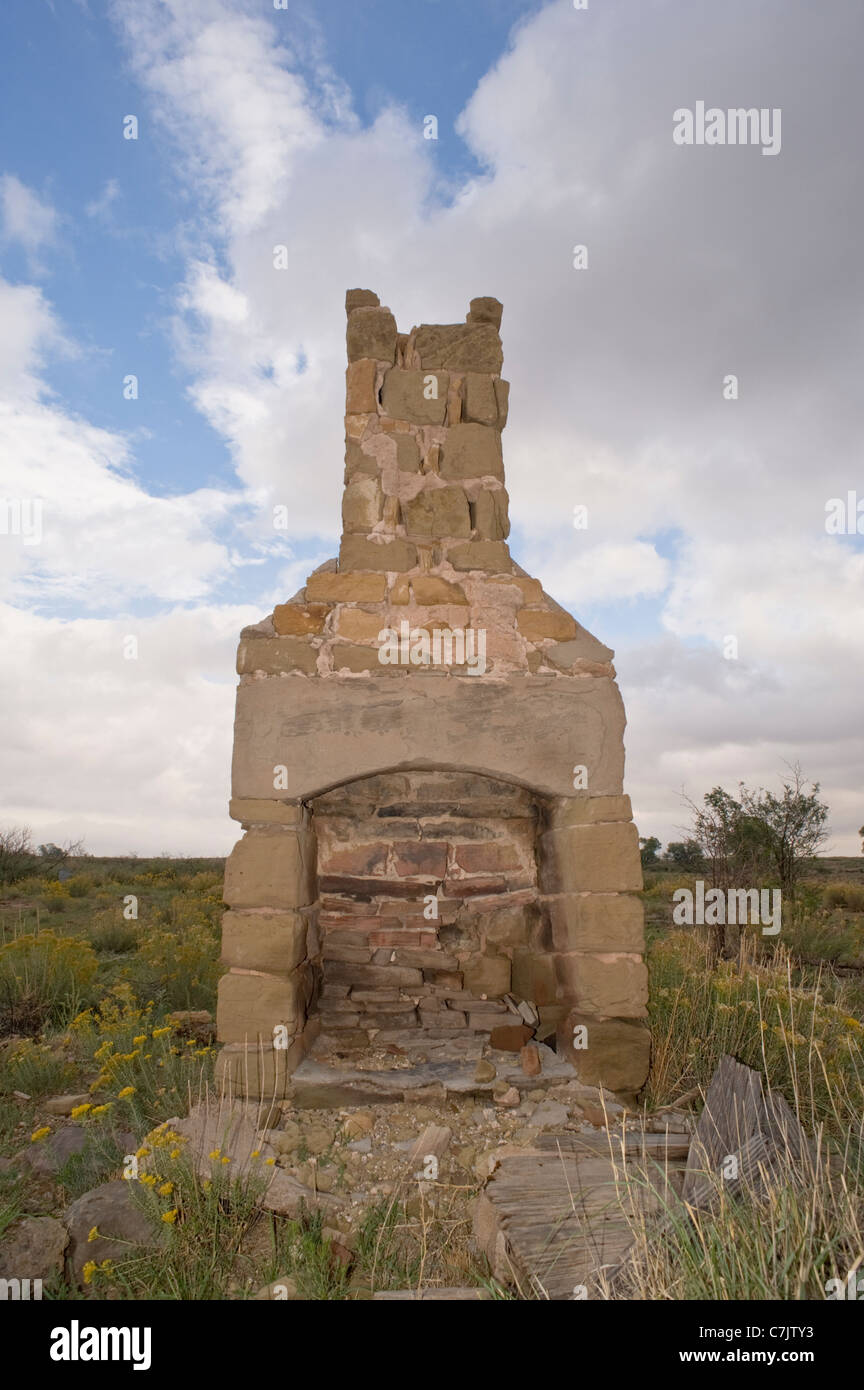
xmin=308 ymin=769 xmax=554 ymax=1047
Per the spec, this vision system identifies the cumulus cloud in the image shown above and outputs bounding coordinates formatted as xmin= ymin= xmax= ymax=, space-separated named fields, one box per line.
xmin=3 ymin=0 xmax=862 ymax=852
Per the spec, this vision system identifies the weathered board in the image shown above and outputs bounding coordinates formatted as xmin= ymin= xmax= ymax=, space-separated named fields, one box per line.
xmin=475 ymin=1144 xmax=686 ymax=1300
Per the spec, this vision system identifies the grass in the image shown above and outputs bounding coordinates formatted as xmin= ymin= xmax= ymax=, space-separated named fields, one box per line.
xmin=1 ymin=853 xmax=863 ymax=1299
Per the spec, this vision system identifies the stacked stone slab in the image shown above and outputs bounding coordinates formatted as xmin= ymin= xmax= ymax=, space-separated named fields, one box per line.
xmin=217 ymin=289 xmax=649 ymax=1099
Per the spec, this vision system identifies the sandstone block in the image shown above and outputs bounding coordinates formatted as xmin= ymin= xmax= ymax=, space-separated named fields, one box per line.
xmin=273 ymin=604 xmax=330 ymax=636
xmin=215 ymin=1038 xmax=309 ymax=1098
xmin=557 ymin=1013 xmax=651 ymax=1095
xmin=516 ymin=609 xmax=578 ymax=642
xmin=555 ymin=954 xmax=648 ymax=1018
xmin=494 ymin=379 xmax=510 ymax=428
xmin=414 ymin=323 xmax=502 ymax=372
xmin=221 ymin=910 xmax=308 ymax=974
xmin=462 ymin=953 xmax=511 ymax=998
xmin=306 ymin=571 xmax=387 ymax=602
xmin=540 ymin=822 xmax=643 ymax=894
xmin=447 ymin=540 xmax=511 ymax=572
xmin=510 ymin=950 xmax=558 ymax=1006
xmin=217 ymin=968 xmax=307 ymax=1043
xmin=223 ymin=829 xmax=316 ymax=909
xmin=480 ymin=905 xmax=533 ymax=949
xmin=463 ymin=373 xmax=499 ymax=426
xmin=545 ymin=629 xmax=614 ymax=667
xmin=401 ymin=486 xmax=471 ymax=539
xmin=489 ymin=576 xmax=542 ymax=603
xmin=339 ymin=536 xmax=418 ymax=572
xmin=229 ymin=799 xmax=307 ymax=826
xmin=396 ymin=435 xmax=421 ymax=472
xmin=335 ymin=608 xmax=388 ymax=643
xmin=380 ymin=368 xmax=449 ymax=425
xmin=411 ymin=576 xmax=467 ymax=605
xmin=237 ymin=637 xmax=318 ymax=675
xmin=326 ymin=962 xmax=423 ymax=988
xmin=547 ymin=795 xmax=633 ymax=829
xmin=342 ymin=477 xmax=383 ymax=533
xmin=345 ymin=359 xmax=378 ymax=414
xmin=346 ymin=288 xmax=380 ymax=314
xmin=345 ymin=440 xmax=380 ymax=480
xmin=547 ymin=894 xmax=644 ymax=952
xmin=472 ymin=488 xmax=510 ymax=540
xmin=439 ymin=423 xmax=503 ymax=481
xmin=347 ymin=306 xmax=397 ymax=363
xmin=331 ymin=644 xmax=398 ymax=673
xmin=466 ymin=296 xmax=503 ymax=329
xmin=232 ymin=671 xmax=626 ymax=801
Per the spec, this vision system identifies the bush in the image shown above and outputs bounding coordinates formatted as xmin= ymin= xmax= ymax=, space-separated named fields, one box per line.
xmin=824 ymin=883 xmax=864 ymax=912
xmin=0 ymin=1038 xmax=76 ymax=1097
xmin=138 ymin=923 xmax=220 ymax=1012
xmin=0 ymin=931 xmax=99 ymax=1034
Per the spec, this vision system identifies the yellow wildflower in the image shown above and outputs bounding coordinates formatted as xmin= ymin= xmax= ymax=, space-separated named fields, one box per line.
xmin=158 ymin=1182 xmax=173 ymax=1197
xmin=82 ymin=1260 xmax=98 ymax=1286
xmin=117 ymin=1086 xmax=136 ymax=1099
xmin=162 ymin=1209 xmax=178 ymax=1224
xmin=87 ymin=1226 xmax=100 ymax=1243
xmin=70 ymin=1103 xmax=91 ymax=1119
xmin=30 ymin=1127 xmax=50 ymax=1143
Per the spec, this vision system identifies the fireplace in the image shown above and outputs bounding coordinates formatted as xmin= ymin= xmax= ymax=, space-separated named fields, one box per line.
xmin=216 ymin=290 xmax=650 ymax=1099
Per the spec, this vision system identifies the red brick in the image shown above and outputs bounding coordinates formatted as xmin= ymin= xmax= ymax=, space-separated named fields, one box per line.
xmin=369 ymin=929 xmax=437 ymax=949
xmin=392 ymin=841 xmax=448 ymax=878
xmin=320 ymin=844 xmax=388 ymax=876
xmin=489 ymin=1023 xmax=535 ymax=1052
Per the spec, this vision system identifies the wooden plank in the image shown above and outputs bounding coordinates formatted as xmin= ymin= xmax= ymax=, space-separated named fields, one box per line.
xmin=682 ymin=1055 xmax=765 ymax=1201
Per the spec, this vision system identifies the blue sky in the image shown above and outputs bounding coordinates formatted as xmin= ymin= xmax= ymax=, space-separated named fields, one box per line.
xmin=1 ymin=0 xmax=862 ymax=853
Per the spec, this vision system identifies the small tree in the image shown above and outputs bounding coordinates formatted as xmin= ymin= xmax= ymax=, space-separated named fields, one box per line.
xmin=663 ymin=839 xmax=705 ymax=870
xmin=738 ymin=764 xmax=828 ymax=897
xmin=639 ymin=835 xmax=661 ymax=867
xmin=0 ymin=829 xmax=84 ymax=887
xmin=0 ymin=827 xmax=35 ymax=886
xmin=684 ymin=765 xmax=828 ymax=958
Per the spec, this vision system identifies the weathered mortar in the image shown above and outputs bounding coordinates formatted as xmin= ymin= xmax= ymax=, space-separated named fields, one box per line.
xmin=217 ymin=290 xmax=649 ymax=1099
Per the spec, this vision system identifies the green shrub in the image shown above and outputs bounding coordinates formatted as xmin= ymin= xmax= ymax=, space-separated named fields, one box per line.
xmin=0 ymin=931 xmax=99 ymax=1034
xmin=0 ymin=1038 xmax=76 ymax=1097
xmin=824 ymin=883 xmax=864 ymax=912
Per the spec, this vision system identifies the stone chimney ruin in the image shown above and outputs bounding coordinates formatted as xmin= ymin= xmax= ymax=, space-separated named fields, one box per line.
xmin=216 ymin=290 xmax=649 ymax=1101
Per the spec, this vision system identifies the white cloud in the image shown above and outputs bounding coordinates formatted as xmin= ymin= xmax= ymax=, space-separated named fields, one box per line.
xmin=2 ymin=0 xmax=861 ymax=854
xmin=0 ymin=175 xmax=57 ymax=254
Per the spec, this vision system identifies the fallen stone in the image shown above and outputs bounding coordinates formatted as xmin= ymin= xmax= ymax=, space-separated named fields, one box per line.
xmin=0 ymin=1215 xmax=67 ymax=1283
xmin=488 ymin=1023 xmax=534 ymax=1053
xmin=65 ymin=1180 xmax=158 ymax=1288
xmin=43 ymin=1094 xmax=91 ymax=1117
xmin=529 ymin=1100 xmax=569 ymax=1129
